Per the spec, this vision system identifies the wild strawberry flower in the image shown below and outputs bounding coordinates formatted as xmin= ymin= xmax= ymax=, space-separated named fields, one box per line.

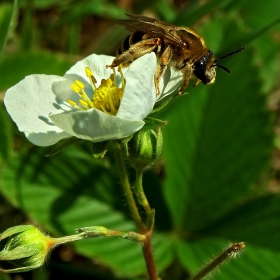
xmin=4 ymin=53 xmax=182 ymax=147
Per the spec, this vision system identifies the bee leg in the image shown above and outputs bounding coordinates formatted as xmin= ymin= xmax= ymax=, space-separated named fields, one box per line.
xmin=107 ymin=38 xmax=161 ymax=68
xmin=178 ymin=64 xmax=192 ymax=95
xmin=154 ymin=45 xmax=172 ymax=95
xmin=192 ymin=78 xmax=201 ymax=87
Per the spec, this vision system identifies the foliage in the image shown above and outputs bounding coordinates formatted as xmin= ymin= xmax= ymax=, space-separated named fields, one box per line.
xmin=1 ymin=0 xmax=280 ymax=279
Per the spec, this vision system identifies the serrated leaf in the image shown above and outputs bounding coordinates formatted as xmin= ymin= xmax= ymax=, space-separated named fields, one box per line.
xmin=0 ymin=147 xmax=174 ymax=277
xmin=200 ymin=195 xmax=280 ymax=250
xmin=162 ymin=40 xmax=272 ymax=230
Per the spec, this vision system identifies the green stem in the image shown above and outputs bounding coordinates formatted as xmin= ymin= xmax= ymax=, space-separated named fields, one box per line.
xmin=77 ymin=226 xmax=146 ymax=242
xmin=52 ymin=233 xmax=86 ymax=245
xmin=135 ymin=168 xmax=152 ymax=214
xmin=190 ymin=242 xmax=245 ymax=280
xmin=113 ymin=141 xmax=159 ymax=280
xmin=113 ymin=141 xmax=145 ymax=233
xmin=142 ymin=235 xmax=159 ymax=280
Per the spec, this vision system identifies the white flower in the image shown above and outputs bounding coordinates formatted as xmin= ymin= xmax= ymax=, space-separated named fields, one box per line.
xmin=4 ymin=53 xmax=182 ymax=147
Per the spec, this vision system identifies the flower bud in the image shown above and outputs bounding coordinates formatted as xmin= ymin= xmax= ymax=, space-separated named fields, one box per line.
xmin=127 ymin=126 xmax=163 ymax=169
xmin=0 ymin=225 xmax=56 ymax=273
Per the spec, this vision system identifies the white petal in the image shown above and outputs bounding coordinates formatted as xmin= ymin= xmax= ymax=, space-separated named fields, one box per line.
xmin=64 ymin=54 xmax=115 ymax=86
xmin=51 ymin=78 xmax=82 ymax=104
xmin=117 ymin=53 xmax=157 ymax=120
xmin=26 ymin=131 xmax=72 ymax=146
xmin=63 ymin=54 xmax=119 ymax=99
xmin=4 ymin=75 xmax=72 ymax=146
xmin=50 ymin=109 xmax=145 ymax=142
xmin=158 ymin=67 xmax=182 ymax=101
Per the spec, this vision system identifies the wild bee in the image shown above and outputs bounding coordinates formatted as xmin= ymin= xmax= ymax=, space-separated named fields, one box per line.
xmin=107 ymin=14 xmax=245 ymax=95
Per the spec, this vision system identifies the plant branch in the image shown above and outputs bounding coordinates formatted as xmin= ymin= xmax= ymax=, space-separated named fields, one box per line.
xmin=113 ymin=141 xmax=145 ymax=232
xmin=135 ymin=168 xmax=152 ymax=214
xmin=142 ymin=234 xmax=159 ymax=280
xmin=113 ymin=141 xmax=159 ymax=280
xmin=190 ymin=242 xmax=246 ymax=280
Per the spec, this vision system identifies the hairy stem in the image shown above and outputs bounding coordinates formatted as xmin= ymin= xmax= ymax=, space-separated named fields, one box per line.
xmin=190 ymin=242 xmax=245 ymax=280
xmin=135 ymin=168 xmax=152 ymax=214
xmin=142 ymin=234 xmax=159 ymax=280
xmin=113 ymin=141 xmax=158 ymax=280
xmin=113 ymin=141 xmax=144 ymax=232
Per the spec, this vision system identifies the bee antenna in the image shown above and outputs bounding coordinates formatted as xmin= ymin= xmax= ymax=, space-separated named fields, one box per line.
xmin=214 ymin=46 xmax=246 ymax=62
xmin=212 ymin=64 xmax=231 ymax=73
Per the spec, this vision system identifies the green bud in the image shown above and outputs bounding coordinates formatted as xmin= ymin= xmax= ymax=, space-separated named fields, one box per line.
xmin=0 ymin=225 xmax=57 ymax=273
xmin=127 ymin=126 xmax=163 ymax=170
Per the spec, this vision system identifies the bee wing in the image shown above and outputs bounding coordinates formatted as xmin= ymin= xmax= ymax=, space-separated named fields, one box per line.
xmin=116 ymin=14 xmax=186 ymax=48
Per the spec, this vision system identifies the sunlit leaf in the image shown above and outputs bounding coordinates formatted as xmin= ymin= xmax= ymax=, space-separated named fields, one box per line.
xmin=162 ymin=27 xmax=272 ymax=230
xmin=0 ymin=146 xmax=174 ymax=277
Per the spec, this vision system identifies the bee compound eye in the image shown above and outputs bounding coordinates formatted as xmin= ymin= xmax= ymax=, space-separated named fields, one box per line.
xmin=193 ymin=60 xmax=207 ymax=84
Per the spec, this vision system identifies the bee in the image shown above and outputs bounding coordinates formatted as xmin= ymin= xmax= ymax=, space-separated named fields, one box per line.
xmin=107 ymin=14 xmax=245 ymax=95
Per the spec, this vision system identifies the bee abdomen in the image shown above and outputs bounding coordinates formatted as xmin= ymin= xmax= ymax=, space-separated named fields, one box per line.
xmin=116 ymin=31 xmax=147 ymax=56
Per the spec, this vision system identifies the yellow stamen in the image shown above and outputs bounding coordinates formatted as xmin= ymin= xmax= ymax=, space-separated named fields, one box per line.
xmin=72 ymin=80 xmax=94 ymax=107
xmin=85 ymin=67 xmax=93 ymax=78
xmin=107 ymin=87 xmax=117 ymax=115
xmin=71 ymin=83 xmax=80 ymax=93
xmin=74 ymin=80 xmax=85 ymax=89
xmin=79 ymin=99 xmax=89 ymax=109
xmin=67 ymin=99 xmax=80 ymax=110
xmin=100 ymin=106 xmax=109 ymax=114
xmin=68 ymin=66 xmax=125 ymax=115
xmin=85 ymin=67 xmax=97 ymax=91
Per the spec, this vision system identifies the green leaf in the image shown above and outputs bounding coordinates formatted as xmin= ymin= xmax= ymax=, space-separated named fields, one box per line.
xmin=0 ymin=107 xmax=12 ymax=161
xmin=0 ymin=146 xmax=174 ymax=277
xmin=250 ymin=32 xmax=280 ymax=92
xmin=162 ymin=31 xmax=272 ymax=230
xmin=46 ymin=138 xmax=81 ymax=157
xmin=0 ymin=52 xmax=72 ymax=91
xmin=239 ymin=0 xmax=280 ymax=28
xmin=176 ymin=0 xmax=233 ymax=26
xmin=177 ymin=238 xmax=280 ymax=280
xmin=0 ymin=0 xmax=17 ymax=59
xmin=200 ymin=195 xmax=280 ymax=250
xmin=237 ymin=2 xmax=280 ymax=93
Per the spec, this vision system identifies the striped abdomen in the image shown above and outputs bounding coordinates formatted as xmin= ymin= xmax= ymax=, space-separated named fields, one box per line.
xmin=116 ymin=31 xmax=162 ymax=57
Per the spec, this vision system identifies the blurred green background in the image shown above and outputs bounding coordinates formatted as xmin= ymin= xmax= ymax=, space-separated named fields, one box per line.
xmin=1 ymin=0 xmax=280 ymax=279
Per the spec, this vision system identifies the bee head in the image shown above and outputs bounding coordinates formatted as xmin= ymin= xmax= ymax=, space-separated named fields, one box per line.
xmin=193 ymin=50 xmax=216 ymax=85
xmin=193 ymin=46 xmax=245 ymax=85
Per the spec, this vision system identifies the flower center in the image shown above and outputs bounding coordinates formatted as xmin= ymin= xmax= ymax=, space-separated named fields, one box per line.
xmin=68 ymin=66 xmax=125 ymax=115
